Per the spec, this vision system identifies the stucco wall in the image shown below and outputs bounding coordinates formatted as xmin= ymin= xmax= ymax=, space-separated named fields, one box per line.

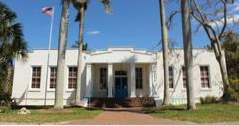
xmin=11 ymin=48 xmax=224 ymax=106
xmin=153 ymin=49 xmax=224 ymax=105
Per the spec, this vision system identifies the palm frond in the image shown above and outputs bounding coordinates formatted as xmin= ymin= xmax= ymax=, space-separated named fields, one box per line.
xmin=0 ymin=1 xmax=28 ymax=64
xmin=101 ymin=0 xmax=112 ymax=14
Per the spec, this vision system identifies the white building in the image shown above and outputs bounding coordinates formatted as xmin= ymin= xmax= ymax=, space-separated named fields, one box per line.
xmin=11 ymin=47 xmax=225 ymax=107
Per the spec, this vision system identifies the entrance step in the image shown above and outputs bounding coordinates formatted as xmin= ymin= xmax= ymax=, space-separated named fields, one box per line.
xmin=89 ymin=97 xmax=155 ymax=108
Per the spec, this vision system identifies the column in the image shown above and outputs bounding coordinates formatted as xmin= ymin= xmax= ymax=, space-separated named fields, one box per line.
xmin=130 ymin=63 xmax=136 ymax=97
xmin=86 ymin=64 xmax=92 ymax=97
xmin=107 ymin=63 xmax=113 ymax=97
xmin=149 ymin=64 xmax=153 ymax=97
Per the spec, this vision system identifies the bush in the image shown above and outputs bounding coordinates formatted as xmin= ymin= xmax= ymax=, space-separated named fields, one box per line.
xmin=230 ymin=79 xmax=239 ymax=92
xmin=222 ymin=88 xmax=239 ymax=102
xmin=0 ymin=93 xmax=11 ymax=106
xmin=200 ymin=96 xmax=218 ymax=104
xmin=0 ymin=106 xmax=12 ymax=113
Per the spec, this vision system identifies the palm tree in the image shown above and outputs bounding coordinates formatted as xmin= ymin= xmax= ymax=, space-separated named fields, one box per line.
xmin=54 ymin=0 xmax=70 ymax=109
xmin=159 ymin=0 xmax=170 ymax=105
xmin=181 ymin=0 xmax=196 ymax=110
xmin=0 ymin=1 xmax=27 ymax=97
xmin=72 ymin=0 xmax=111 ymax=106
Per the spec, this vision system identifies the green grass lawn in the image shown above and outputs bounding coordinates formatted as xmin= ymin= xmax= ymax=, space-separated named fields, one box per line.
xmin=0 ymin=107 xmax=102 ymax=124
xmin=143 ymin=104 xmax=239 ymax=123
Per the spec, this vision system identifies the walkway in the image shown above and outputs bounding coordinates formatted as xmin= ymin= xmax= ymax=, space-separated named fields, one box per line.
xmin=59 ymin=110 xmax=195 ymax=125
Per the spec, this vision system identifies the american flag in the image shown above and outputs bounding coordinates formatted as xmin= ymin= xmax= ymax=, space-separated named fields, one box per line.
xmin=42 ymin=6 xmax=53 ymax=16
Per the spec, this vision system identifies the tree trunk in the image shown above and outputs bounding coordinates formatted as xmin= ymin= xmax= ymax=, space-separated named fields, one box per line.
xmin=159 ymin=0 xmax=170 ymax=105
xmin=181 ymin=0 xmax=196 ymax=110
xmin=212 ymin=40 xmax=230 ymax=91
xmin=218 ymin=54 xmax=230 ymax=91
xmin=3 ymin=62 xmax=13 ymax=95
xmin=75 ymin=6 xmax=85 ymax=106
xmin=54 ymin=0 xmax=70 ymax=109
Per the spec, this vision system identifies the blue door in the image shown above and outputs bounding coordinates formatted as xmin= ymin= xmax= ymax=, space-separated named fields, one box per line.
xmin=115 ymin=71 xmax=128 ymax=99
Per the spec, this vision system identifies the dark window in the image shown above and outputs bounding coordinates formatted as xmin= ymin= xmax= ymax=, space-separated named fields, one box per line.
xmin=100 ymin=68 xmax=107 ymax=89
xmin=50 ymin=67 xmax=57 ymax=88
xmin=31 ymin=67 xmax=41 ymax=88
xmin=68 ymin=67 xmax=77 ymax=89
xmin=169 ymin=66 xmax=174 ymax=88
xmin=136 ymin=67 xmax=143 ymax=89
xmin=200 ymin=66 xmax=210 ymax=88
xmin=115 ymin=71 xmax=127 ymax=76
xmin=182 ymin=66 xmax=187 ymax=88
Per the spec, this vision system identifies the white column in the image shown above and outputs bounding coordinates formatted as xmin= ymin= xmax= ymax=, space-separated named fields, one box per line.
xmin=107 ymin=63 xmax=113 ymax=97
xmin=130 ymin=63 xmax=136 ymax=97
xmin=149 ymin=64 xmax=153 ymax=97
xmin=86 ymin=64 xmax=92 ymax=97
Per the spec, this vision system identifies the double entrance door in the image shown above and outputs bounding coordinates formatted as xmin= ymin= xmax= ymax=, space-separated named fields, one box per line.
xmin=114 ymin=71 xmax=128 ymax=99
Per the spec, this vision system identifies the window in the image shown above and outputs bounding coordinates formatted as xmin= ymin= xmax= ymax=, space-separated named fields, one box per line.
xmin=68 ymin=67 xmax=77 ymax=89
xmin=136 ymin=67 xmax=143 ymax=89
xmin=169 ymin=66 xmax=174 ymax=88
xmin=50 ymin=67 xmax=57 ymax=89
xmin=100 ymin=68 xmax=107 ymax=89
xmin=31 ymin=67 xmax=41 ymax=88
xmin=182 ymin=67 xmax=186 ymax=88
xmin=200 ymin=66 xmax=210 ymax=88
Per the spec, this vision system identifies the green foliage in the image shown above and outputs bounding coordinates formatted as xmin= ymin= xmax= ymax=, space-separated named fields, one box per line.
xmin=0 ymin=1 xmax=27 ymax=99
xmin=0 ymin=106 xmax=12 ymax=113
xmin=230 ymin=79 xmax=239 ymax=91
xmin=0 ymin=1 xmax=28 ymax=61
xmin=0 ymin=93 xmax=11 ymax=103
xmin=223 ymin=88 xmax=239 ymax=102
xmin=222 ymin=32 xmax=239 ymax=80
xmin=72 ymin=41 xmax=88 ymax=51
xmin=221 ymin=31 xmax=239 ymax=102
xmin=200 ymin=96 xmax=218 ymax=104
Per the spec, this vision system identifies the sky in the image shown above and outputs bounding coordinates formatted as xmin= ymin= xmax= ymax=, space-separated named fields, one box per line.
xmin=1 ymin=0 xmax=239 ymax=51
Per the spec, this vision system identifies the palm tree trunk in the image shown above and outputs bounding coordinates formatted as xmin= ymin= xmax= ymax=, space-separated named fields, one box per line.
xmin=54 ymin=0 xmax=70 ymax=109
xmin=3 ymin=62 xmax=13 ymax=95
xmin=181 ymin=0 xmax=196 ymax=110
xmin=159 ymin=0 xmax=170 ymax=105
xmin=75 ymin=6 xmax=85 ymax=105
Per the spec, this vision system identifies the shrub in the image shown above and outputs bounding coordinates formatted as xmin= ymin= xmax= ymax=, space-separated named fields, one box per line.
xmin=230 ymin=79 xmax=239 ymax=92
xmin=222 ymin=88 xmax=239 ymax=102
xmin=200 ymin=96 xmax=218 ymax=104
xmin=0 ymin=106 xmax=11 ymax=113
xmin=0 ymin=93 xmax=11 ymax=106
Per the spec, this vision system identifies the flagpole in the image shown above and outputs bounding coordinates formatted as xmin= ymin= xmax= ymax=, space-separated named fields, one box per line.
xmin=44 ymin=7 xmax=55 ymax=106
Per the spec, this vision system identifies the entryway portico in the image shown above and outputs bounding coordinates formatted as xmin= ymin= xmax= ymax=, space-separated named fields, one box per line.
xmin=84 ymin=48 xmax=157 ymax=99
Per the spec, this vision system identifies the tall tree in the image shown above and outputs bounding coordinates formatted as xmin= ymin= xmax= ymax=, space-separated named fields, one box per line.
xmin=181 ymin=0 xmax=196 ymax=110
xmin=221 ymin=31 xmax=239 ymax=80
xmin=54 ymin=0 xmax=70 ymax=109
xmin=190 ymin=0 xmax=234 ymax=94
xmin=0 ymin=1 xmax=27 ymax=96
xmin=159 ymin=0 xmax=170 ymax=105
xmin=72 ymin=0 xmax=111 ymax=106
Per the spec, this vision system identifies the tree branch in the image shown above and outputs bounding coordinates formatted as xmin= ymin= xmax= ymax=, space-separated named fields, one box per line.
xmin=219 ymin=0 xmax=227 ymax=39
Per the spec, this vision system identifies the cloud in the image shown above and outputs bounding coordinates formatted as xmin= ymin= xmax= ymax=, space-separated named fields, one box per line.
xmin=209 ymin=2 xmax=239 ymax=27
xmin=209 ymin=15 xmax=239 ymax=27
xmin=87 ymin=30 xmax=101 ymax=35
xmin=230 ymin=2 xmax=239 ymax=13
